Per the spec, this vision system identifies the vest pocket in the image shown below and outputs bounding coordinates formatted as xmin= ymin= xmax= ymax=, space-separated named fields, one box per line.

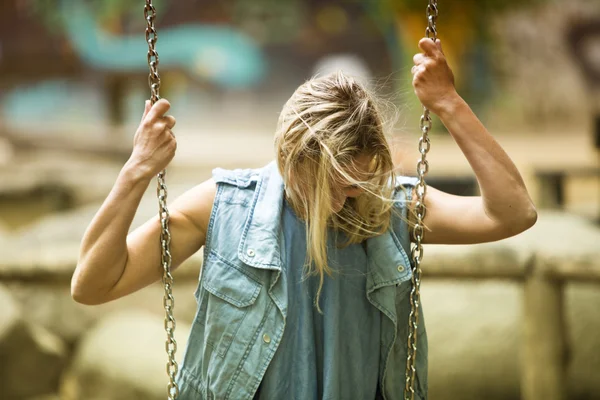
xmin=200 ymin=251 xmax=262 ymax=358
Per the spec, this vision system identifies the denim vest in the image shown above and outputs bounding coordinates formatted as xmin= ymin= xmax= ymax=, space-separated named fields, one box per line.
xmin=175 ymin=161 xmax=428 ymax=400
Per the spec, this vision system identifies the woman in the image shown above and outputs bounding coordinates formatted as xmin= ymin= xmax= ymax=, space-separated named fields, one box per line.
xmin=71 ymin=38 xmax=537 ymax=399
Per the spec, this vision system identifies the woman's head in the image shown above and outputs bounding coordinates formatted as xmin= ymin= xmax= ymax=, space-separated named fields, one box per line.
xmin=274 ymin=71 xmax=397 ymax=307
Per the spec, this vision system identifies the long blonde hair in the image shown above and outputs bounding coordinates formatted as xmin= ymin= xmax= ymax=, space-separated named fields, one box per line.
xmin=275 ymin=71 xmax=397 ymax=309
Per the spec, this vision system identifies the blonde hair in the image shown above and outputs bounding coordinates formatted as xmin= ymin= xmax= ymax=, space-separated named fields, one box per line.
xmin=275 ymin=71 xmax=397 ymax=310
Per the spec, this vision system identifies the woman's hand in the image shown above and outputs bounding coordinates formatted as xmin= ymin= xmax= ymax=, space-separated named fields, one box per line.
xmin=127 ymin=99 xmax=177 ymax=180
xmin=411 ymin=38 xmax=458 ymax=115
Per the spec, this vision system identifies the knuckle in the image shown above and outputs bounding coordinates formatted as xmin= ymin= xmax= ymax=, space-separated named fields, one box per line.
xmin=156 ymin=122 xmax=167 ymax=132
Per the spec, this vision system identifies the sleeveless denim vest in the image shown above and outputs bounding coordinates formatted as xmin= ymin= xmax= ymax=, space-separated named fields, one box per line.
xmin=175 ymin=161 xmax=428 ymax=400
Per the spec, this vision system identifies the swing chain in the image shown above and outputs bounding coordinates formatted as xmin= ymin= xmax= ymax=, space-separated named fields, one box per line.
xmin=404 ymin=1 xmax=437 ymax=399
xmin=144 ymin=1 xmax=179 ymax=399
xmin=145 ymin=2 xmax=161 ymax=104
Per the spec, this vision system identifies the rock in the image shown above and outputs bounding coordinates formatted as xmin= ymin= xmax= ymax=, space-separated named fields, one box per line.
xmin=421 ymin=279 xmax=600 ymax=400
xmin=4 ymin=279 xmax=200 ymax=345
xmin=61 ymin=310 xmax=191 ymax=400
xmin=0 ymin=283 xmax=20 ymax=345
xmin=566 ymin=283 xmax=600 ymax=398
xmin=422 ymin=281 xmax=522 ymax=400
xmin=26 ymin=395 xmax=61 ymax=400
xmin=0 ymin=136 xmax=15 ymax=166
xmin=0 ymin=284 xmax=68 ymax=399
xmin=1 ymin=184 xmax=203 ymax=281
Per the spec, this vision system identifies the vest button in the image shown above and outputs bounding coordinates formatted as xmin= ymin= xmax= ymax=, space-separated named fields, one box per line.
xmin=397 ymin=265 xmax=405 ymax=272
xmin=247 ymin=249 xmax=256 ymax=257
xmin=262 ymin=333 xmax=271 ymax=344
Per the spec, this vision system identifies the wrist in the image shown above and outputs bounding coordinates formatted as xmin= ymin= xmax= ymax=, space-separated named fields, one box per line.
xmin=433 ymin=92 xmax=465 ymax=120
xmin=121 ymin=158 xmax=155 ymax=184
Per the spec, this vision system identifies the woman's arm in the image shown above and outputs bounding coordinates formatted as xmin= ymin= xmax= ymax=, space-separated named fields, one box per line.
xmin=72 ymin=99 xmax=215 ymax=305
xmin=409 ymin=38 xmax=537 ymax=245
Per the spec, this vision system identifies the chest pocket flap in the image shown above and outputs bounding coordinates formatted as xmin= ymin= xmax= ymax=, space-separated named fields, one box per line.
xmin=202 ymin=251 xmax=261 ymax=308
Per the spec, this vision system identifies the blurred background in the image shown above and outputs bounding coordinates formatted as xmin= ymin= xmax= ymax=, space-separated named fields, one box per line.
xmin=0 ymin=0 xmax=599 ymax=399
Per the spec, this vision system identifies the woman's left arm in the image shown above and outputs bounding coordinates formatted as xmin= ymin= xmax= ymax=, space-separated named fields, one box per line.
xmin=410 ymin=38 xmax=537 ymax=245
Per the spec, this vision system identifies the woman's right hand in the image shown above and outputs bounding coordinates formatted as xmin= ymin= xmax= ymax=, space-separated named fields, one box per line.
xmin=128 ymin=99 xmax=177 ymax=179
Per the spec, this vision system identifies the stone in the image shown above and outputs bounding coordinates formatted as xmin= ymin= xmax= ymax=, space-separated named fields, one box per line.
xmin=565 ymin=283 xmax=600 ymax=398
xmin=61 ymin=310 xmax=191 ymax=400
xmin=3 ymin=279 xmax=199 ymax=345
xmin=1 ymin=185 xmax=203 ymax=281
xmin=0 ymin=135 xmax=15 ymax=167
xmin=0 ymin=284 xmax=68 ymax=399
xmin=422 ymin=281 xmax=522 ymax=400
xmin=26 ymin=396 xmax=61 ymax=400
xmin=422 ymin=279 xmax=600 ymax=400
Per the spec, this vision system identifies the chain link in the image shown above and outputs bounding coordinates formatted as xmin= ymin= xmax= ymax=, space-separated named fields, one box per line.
xmin=144 ymin=1 xmax=179 ymax=398
xmin=404 ymin=1 xmax=437 ymax=399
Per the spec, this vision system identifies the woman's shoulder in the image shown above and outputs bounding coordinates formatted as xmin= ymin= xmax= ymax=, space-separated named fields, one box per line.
xmin=392 ymin=175 xmax=419 ymax=202
xmin=394 ymin=175 xmax=419 ymax=188
xmin=211 ymin=164 xmax=266 ymax=189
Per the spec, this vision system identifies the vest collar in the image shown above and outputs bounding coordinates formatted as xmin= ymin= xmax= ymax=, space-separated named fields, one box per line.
xmin=237 ymin=161 xmax=284 ymax=271
xmin=366 ymin=228 xmax=413 ymax=293
xmin=236 ymin=160 xmax=413 ymax=289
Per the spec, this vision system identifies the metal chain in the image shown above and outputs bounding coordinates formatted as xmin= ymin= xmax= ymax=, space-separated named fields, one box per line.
xmin=404 ymin=1 xmax=437 ymax=399
xmin=144 ymin=2 xmax=179 ymax=399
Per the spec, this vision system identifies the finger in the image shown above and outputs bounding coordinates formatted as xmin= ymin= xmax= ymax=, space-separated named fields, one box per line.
xmin=163 ymin=115 xmax=176 ymax=129
xmin=418 ymin=37 xmax=438 ymax=57
xmin=153 ymin=121 xmax=167 ymax=134
xmin=147 ymin=98 xmax=171 ymax=122
xmin=413 ymin=53 xmax=426 ymax=65
xmin=165 ymin=128 xmax=175 ymax=138
xmin=141 ymin=100 xmax=151 ymax=122
xmin=411 ymin=64 xmax=424 ymax=76
xmin=435 ymin=39 xmax=444 ymax=54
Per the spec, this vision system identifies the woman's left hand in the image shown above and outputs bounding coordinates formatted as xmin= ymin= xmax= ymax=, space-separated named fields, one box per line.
xmin=411 ymin=38 xmax=458 ymax=115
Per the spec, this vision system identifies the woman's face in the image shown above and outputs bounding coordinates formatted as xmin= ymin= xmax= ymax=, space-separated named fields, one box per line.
xmin=330 ymin=153 xmax=373 ymax=213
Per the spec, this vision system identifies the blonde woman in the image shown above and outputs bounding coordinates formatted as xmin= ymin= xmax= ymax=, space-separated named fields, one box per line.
xmin=72 ymin=38 xmax=537 ymax=399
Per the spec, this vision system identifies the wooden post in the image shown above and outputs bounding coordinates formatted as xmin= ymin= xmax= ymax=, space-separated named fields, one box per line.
xmin=522 ymin=270 xmax=567 ymax=400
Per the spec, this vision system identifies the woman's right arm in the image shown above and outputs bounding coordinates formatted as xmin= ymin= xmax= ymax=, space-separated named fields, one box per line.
xmin=71 ymin=99 xmax=216 ymax=305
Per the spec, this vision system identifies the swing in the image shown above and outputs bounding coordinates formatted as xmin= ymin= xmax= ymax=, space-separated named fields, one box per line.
xmin=141 ymin=1 xmax=438 ymax=399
